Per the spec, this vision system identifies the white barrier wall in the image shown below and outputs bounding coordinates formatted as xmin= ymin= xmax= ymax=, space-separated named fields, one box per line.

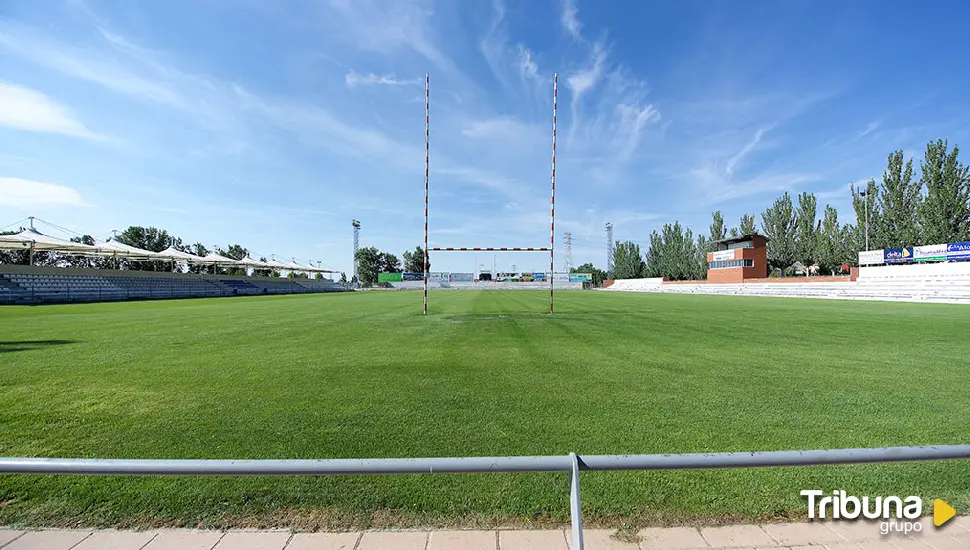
xmin=605 ymin=278 xmax=665 ymax=291
xmin=859 ymin=262 xmax=970 ymax=280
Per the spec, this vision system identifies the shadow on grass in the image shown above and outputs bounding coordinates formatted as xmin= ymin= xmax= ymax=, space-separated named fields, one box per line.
xmin=0 ymin=340 xmax=78 ymax=353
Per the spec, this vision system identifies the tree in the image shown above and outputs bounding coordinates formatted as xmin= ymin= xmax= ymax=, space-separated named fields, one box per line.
xmin=761 ymin=192 xmax=797 ymax=272
xmin=116 ymin=226 xmax=179 ymax=253
xmin=187 ymin=243 xmax=210 ymax=274
xmin=339 ymin=272 xmax=347 ymax=284
xmin=67 ymin=235 xmax=107 ymax=269
xmin=642 ymin=223 xmax=700 ymax=281
xmin=402 ymin=246 xmax=429 ymax=273
xmin=739 ymin=214 xmax=757 ymax=235
xmin=217 ymin=244 xmax=249 ymax=276
xmin=709 ymin=211 xmax=727 ymax=242
xmin=252 ymin=257 xmax=274 ymax=278
xmin=816 ymin=205 xmax=844 ymax=274
xmin=354 ymin=246 xmax=382 ymax=286
xmin=695 ymin=234 xmax=709 ymax=280
xmin=794 ymin=192 xmax=818 ymax=268
xmin=644 ymin=231 xmax=662 ymax=278
xmin=379 ymin=252 xmax=402 ymax=273
xmin=876 ymin=150 xmax=921 ymax=248
xmin=659 ymin=222 xmax=697 ymax=281
xmin=919 ymin=139 xmax=970 ymax=244
xmin=219 ymin=244 xmax=248 ymax=261
xmin=612 ymin=241 xmax=646 ymax=279
xmin=571 ymin=262 xmax=607 ymax=285
xmin=850 ymin=179 xmax=880 ymax=254
xmin=114 ymin=226 xmax=183 ymax=272
xmin=0 ymin=229 xmax=28 ymax=265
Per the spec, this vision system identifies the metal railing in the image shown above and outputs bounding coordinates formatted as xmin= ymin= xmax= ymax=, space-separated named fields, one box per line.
xmin=3 ymin=445 xmax=970 ymax=550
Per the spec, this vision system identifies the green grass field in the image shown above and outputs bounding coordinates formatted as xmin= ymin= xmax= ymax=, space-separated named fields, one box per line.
xmin=1 ymin=290 xmax=969 ymax=530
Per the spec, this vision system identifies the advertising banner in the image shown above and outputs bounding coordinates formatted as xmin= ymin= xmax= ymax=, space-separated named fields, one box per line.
xmin=711 ymin=250 xmax=735 ymax=262
xmin=858 ymin=249 xmax=884 ymax=265
xmin=884 ymin=247 xmax=914 ymax=263
xmin=947 ymin=242 xmax=970 ymax=261
xmin=913 ymin=244 xmax=947 ymax=262
xmin=402 ymin=272 xmax=422 ymax=281
xmin=552 ymin=273 xmax=570 ymax=282
xmin=450 ymin=272 xmax=474 ymax=282
xmin=429 ymin=272 xmax=449 ymax=282
xmin=569 ymin=273 xmax=592 ymax=283
xmin=378 ymin=272 xmax=403 ymax=283
xmin=532 ymin=272 xmax=546 ymax=282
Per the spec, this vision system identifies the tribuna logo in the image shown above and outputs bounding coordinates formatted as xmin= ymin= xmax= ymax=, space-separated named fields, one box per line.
xmin=801 ymin=490 xmax=922 ymax=520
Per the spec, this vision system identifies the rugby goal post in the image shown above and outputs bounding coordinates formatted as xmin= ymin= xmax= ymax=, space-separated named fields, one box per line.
xmin=423 ymin=73 xmax=558 ymax=314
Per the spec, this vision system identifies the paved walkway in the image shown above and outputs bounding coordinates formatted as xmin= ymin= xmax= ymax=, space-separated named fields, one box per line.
xmin=1 ymin=518 xmax=967 ymax=549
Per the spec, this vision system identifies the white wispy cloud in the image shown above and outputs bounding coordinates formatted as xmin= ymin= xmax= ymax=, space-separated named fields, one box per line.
xmin=566 ymin=42 xmax=607 ymax=107
xmin=0 ymin=19 xmax=183 ymax=109
xmin=1 ymin=18 xmax=529 ymax=202
xmin=461 ymin=116 xmax=535 ymax=140
xmin=323 ymin=0 xmax=458 ymax=77
xmin=345 ymin=71 xmax=421 ymax=88
xmin=614 ymin=102 xmax=661 ymax=161
xmin=725 ymin=127 xmax=768 ymax=177
xmin=561 ymin=0 xmax=582 ymax=40
xmin=479 ymin=0 xmax=547 ymax=104
xmin=516 ymin=46 xmax=539 ymax=80
xmin=0 ymin=82 xmax=103 ymax=140
xmin=553 ymin=3 xmax=661 ymax=173
xmin=0 ymin=177 xmax=88 ymax=207
xmin=859 ymin=120 xmax=880 ymax=138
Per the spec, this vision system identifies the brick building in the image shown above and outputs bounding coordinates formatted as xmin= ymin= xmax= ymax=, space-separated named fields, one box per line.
xmin=706 ymin=234 xmax=769 ymax=283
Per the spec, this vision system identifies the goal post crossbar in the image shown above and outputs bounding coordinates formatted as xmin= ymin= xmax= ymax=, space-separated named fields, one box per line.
xmin=423 ymin=73 xmax=558 ymax=315
xmin=428 ymin=247 xmax=551 ymax=252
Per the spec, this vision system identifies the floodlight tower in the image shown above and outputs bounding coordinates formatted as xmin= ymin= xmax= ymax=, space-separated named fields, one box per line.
xmin=563 ymin=232 xmax=573 ymax=272
xmin=352 ymin=219 xmax=361 ymax=286
xmin=606 ymin=222 xmax=614 ymax=277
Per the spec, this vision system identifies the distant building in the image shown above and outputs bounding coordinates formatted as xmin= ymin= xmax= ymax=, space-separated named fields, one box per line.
xmin=706 ymin=234 xmax=768 ymax=283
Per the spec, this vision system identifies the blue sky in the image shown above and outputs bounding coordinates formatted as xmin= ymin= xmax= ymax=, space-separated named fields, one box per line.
xmin=2 ymin=0 xmax=969 ymax=275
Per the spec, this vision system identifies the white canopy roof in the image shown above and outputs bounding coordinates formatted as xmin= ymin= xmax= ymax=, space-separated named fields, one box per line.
xmin=236 ymin=255 xmax=271 ymax=268
xmin=1 ymin=218 xmax=340 ymax=272
xmin=262 ymin=258 xmax=290 ymax=270
xmin=0 ymin=228 xmax=102 ymax=254
xmin=198 ymin=252 xmax=240 ymax=265
xmin=92 ymin=239 xmax=164 ymax=260
xmin=159 ymin=246 xmax=200 ymax=261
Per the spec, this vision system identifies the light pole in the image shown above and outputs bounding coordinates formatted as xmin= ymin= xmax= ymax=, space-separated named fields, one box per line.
xmin=858 ymin=188 xmax=870 ymax=251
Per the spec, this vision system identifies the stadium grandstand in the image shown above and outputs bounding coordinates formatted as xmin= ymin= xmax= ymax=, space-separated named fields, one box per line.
xmin=0 ymin=217 xmax=348 ymax=305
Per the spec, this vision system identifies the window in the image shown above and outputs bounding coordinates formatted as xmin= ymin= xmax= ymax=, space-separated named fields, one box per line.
xmin=708 ymin=259 xmax=754 ymax=269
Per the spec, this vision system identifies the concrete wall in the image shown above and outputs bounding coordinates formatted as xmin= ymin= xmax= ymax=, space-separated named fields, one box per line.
xmin=859 ymin=261 xmax=970 ymax=279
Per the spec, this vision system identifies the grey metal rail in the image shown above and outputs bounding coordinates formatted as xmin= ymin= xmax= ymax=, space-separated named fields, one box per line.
xmin=3 ymin=444 xmax=969 ymax=550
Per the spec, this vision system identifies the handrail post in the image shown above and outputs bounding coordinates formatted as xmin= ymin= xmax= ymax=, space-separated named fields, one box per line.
xmin=569 ymin=452 xmax=584 ymax=550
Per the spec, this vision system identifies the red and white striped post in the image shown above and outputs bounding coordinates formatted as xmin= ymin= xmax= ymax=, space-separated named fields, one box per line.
xmin=423 ymin=73 xmax=430 ymax=315
xmin=549 ymin=73 xmax=557 ymax=314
